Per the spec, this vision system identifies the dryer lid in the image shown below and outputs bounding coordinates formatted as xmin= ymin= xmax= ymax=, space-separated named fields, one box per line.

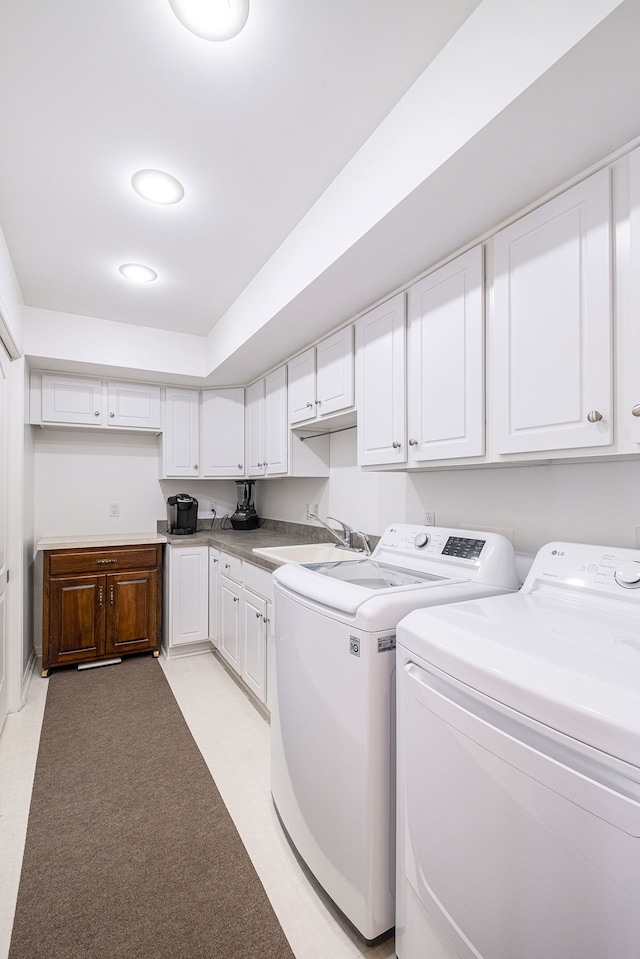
xmin=397 ymin=590 xmax=640 ymax=769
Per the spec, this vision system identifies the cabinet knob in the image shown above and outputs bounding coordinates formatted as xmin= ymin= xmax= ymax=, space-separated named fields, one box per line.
xmin=110 ymin=412 xmax=115 ymax=418
xmin=194 ymin=464 xmax=198 ymax=470
xmin=306 ymin=401 xmax=313 ymax=408
xmin=94 ymin=411 xmax=100 ymax=416
xmin=256 ymin=611 xmax=262 ymax=619
xmin=225 ymin=563 xmax=231 ymax=569
xmin=233 ymin=595 xmax=239 ymax=603
xmin=392 ymin=441 xmax=401 ymax=449
xmin=238 ymin=464 xmax=243 ymax=469
xmin=587 ymin=410 xmax=603 ymax=423
xmin=212 ymin=558 xmax=218 ymax=563
xmin=408 ymin=438 xmax=418 ymax=446
xmin=632 ymin=405 xmax=640 ymax=418
xmin=315 ymin=399 xmax=321 ymax=405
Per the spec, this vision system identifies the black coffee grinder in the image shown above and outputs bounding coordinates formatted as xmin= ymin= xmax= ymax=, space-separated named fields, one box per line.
xmin=230 ymin=480 xmax=259 ymax=530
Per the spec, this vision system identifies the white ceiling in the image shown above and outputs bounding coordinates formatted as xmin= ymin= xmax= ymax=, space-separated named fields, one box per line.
xmin=0 ymin=0 xmax=481 ymax=338
xmin=2 ymin=1 xmax=640 ymax=388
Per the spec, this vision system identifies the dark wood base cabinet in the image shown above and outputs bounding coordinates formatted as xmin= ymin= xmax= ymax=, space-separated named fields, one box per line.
xmin=42 ymin=544 xmax=163 ymax=676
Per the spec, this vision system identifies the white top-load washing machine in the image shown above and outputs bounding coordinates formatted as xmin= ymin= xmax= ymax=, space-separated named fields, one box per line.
xmin=396 ymin=540 xmax=640 ymax=959
xmin=270 ymin=524 xmax=519 ymax=944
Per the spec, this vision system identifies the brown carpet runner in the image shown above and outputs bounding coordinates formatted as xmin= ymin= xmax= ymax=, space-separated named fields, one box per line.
xmin=8 ymin=656 xmax=296 ymax=959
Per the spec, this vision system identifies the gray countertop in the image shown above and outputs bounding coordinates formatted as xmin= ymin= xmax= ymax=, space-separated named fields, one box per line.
xmin=162 ymin=520 xmax=354 ymax=573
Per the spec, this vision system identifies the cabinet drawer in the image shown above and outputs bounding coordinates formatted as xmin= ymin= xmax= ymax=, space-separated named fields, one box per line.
xmin=48 ymin=546 xmax=161 ymax=576
xmin=220 ymin=551 xmax=243 ymax=583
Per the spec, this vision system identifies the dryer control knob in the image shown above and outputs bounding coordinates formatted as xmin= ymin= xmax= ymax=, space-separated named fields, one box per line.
xmin=614 ymin=562 xmax=640 ymax=587
xmin=414 ymin=532 xmax=430 ymax=549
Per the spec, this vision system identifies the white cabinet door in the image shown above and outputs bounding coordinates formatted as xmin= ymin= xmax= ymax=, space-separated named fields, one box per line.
xmin=288 ymin=348 xmax=316 ymax=425
xmin=356 ymin=292 xmax=406 ymax=466
xmin=162 ymin=388 xmax=200 ymax=477
xmin=107 ymin=381 xmax=161 ymax=430
xmin=246 ymin=379 xmax=266 ymax=477
xmin=625 ymin=146 xmax=640 ymax=447
xmin=491 ymin=169 xmax=612 ymax=455
xmin=168 ymin=546 xmax=209 ymax=648
xmin=316 ymin=326 xmax=354 ymax=417
xmin=208 ymin=548 xmax=220 ymax=646
xmin=219 ymin=575 xmax=242 ymax=673
xmin=242 ymin=589 xmax=267 ymax=703
xmin=265 ymin=365 xmax=288 ymax=475
xmin=201 ymin=388 xmax=245 ymax=478
xmin=41 ymin=374 xmax=103 ymax=426
xmin=407 ymin=247 xmax=484 ymax=463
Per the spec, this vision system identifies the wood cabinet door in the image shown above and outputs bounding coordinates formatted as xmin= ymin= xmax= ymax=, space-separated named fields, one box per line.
xmin=46 ymin=574 xmax=106 ymax=667
xmin=407 ymin=247 xmax=484 ymax=462
xmin=491 ymin=168 xmax=612 ymax=455
xmin=105 ymin=569 xmax=159 ymax=656
xmin=356 ymin=292 xmax=406 ymax=466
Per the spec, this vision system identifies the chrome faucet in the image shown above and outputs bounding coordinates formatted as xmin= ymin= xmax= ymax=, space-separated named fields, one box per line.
xmin=306 ymin=510 xmax=371 ymax=554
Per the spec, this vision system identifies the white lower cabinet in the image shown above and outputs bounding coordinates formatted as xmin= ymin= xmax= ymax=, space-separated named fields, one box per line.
xmin=163 ymin=545 xmax=211 ymax=659
xmin=208 ymin=548 xmax=220 ymax=645
xmin=217 ymin=551 xmax=272 ymax=707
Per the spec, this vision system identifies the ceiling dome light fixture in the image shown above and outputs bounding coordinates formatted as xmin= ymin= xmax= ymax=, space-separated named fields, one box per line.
xmin=168 ymin=0 xmax=249 ymax=41
xmin=131 ymin=169 xmax=185 ymax=205
xmin=119 ymin=263 xmax=158 ymax=283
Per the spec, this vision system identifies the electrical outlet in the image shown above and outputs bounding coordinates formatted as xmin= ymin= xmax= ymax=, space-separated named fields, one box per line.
xmin=424 ymin=511 xmax=435 ymax=526
xmin=306 ymin=503 xmax=319 ymax=519
xmin=109 ymin=503 xmax=119 ymax=518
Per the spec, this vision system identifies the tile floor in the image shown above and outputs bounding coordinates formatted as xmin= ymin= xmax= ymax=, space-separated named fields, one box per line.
xmin=0 ymin=653 xmax=396 ymax=959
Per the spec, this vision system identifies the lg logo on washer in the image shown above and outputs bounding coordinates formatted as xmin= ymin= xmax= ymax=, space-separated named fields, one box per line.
xmin=551 ymin=549 xmax=566 ymax=556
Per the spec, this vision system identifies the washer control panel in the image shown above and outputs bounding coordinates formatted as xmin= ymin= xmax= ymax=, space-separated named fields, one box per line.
xmin=527 ymin=542 xmax=640 ymax=595
xmin=373 ymin=525 xmax=518 ymax=588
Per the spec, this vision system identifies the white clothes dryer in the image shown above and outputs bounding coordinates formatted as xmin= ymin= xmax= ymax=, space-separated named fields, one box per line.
xmin=270 ymin=525 xmax=519 ymax=944
xmin=396 ymin=540 xmax=640 ymax=959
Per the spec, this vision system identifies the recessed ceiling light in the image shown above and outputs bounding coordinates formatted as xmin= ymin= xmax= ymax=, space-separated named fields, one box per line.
xmin=131 ymin=169 xmax=185 ymax=205
xmin=119 ymin=263 xmax=158 ymax=283
xmin=168 ymin=0 xmax=249 ymax=41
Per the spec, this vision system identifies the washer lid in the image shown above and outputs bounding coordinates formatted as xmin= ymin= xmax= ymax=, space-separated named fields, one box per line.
xmin=397 ymin=591 xmax=640 ymax=768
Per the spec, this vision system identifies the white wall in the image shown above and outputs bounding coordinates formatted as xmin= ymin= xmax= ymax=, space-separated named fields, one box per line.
xmin=259 ymin=429 xmax=640 ymax=557
xmin=32 ymin=428 xmax=240 ymax=540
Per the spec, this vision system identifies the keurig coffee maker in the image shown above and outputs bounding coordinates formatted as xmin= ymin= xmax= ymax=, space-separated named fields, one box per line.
xmin=230 ymin=480 xmax=259 ymax=530
xmin=167 ymin=493 xmax=198 ymax=534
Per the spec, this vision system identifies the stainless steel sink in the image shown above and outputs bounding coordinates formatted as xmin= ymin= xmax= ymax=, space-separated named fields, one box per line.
xmin=252 ymin=542 xmax=363 ymax=566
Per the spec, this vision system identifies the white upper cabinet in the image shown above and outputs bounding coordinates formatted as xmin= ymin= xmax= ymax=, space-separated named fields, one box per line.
xmin=355 ymin=293 xmax=406 ymax=467
xmin=107 ymin=381 xmax=160 ymax=430
xmin=490 ymin=168 xmax=612 ymax=456
xmin=201 ymin=388 xmax=245 ymax=478
xmin=625 ymin=146 xmax=640 ymax=448
xmin=407 ymin=247 xmax=485 ymax=463
xmin=161 ymin=387 xmax=200 ymax=478
xmin=40 ymin=373 xmax=103 ymax=426
xmin=246 ymin=366 xmax=288 ymax=477
xmin=288 ymin=326 xmax=354 ymax=425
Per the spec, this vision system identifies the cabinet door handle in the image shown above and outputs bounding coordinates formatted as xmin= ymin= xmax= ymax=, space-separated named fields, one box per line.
xmin=225 ymin=563 xmax=231 ymax=569
xmin=256 ymin=611 xmax=261 ymax=619
xmin=632 ymin=405 xmax=640 ymax=418
xmin=238 ymin=464 xmax=243 ymax=469
xmin=306 ymin=401 xmax=313 ymax=408
xmin=194 ymin=464 xmax=198 ymax=470
xmin=233 ymin=595 xmax=239 ymax=603
xmin=392 ymin=441 xmax=401 ymax=449
xmin=587 ymin=410 xmax=603 ymax=423
xmin=109 ymin=412 xmax=115 ymax=418
xmin=98 ymin=586 xmax=104 ymax=607
xmin=315 ymin=399 xmax=321 ymax=405
xmin=96 ymin=558 xmax=117 ymax=564
xmin=408 ymin=438 xmax=418 ymax=446
xmin=212 ymin=558 xmax=218 ymax=564
xmin=109 ymin=586 xmax=115 ymax=605
xmin=94 ymin=410 xmax=100 ymax=416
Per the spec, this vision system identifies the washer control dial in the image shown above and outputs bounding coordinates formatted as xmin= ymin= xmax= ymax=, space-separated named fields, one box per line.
xmin=414 ymin=532 xmax=430 ymax=549
xmin=614 ymin=561 xmax=640 ymax=588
